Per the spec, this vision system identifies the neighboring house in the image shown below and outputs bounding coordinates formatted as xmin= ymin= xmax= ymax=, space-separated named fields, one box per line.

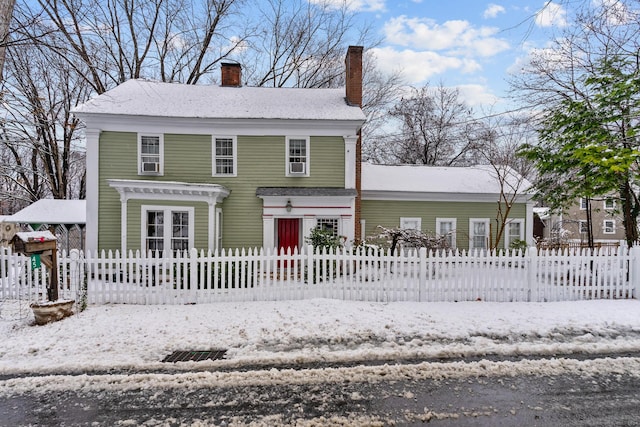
xmin=557 ymin=196 xmax=625 ymax=243
xmin=360 ymin=164 xmax=534 ymax=250
xmin=73 ymin=47 xmax=366 ymax=254
xmin=4 ymin=199 xmax=86 ymax=252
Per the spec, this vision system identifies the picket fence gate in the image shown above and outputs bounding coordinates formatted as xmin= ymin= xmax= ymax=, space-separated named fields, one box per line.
xmin=1 ymin=245 xmax=639 ymax=306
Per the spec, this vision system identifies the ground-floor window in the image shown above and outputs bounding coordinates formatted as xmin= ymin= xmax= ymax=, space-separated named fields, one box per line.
xmin=505 ymin=219 xmax=524 ymax=248
xmin=142 ymin=205 xmax=194 ymax=254
xmin=436 ymin=218 xmax=456 ymax=248
xmin=470 ymin=218 xmax=489 ymax=250
xmin=316 ymin=217 xmax=339 ymax=236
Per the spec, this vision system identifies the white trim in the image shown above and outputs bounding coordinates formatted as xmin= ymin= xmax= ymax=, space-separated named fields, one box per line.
xmin=286 ymin=136 xmax=310 ymax=177
xmin=504 ymin=219 xmax=525 ymax=248
xmin=362 ymin=190 xmax=532 ymax=204
xmin=141 ymin=205 xmax=195 ymax=253
xmin=400 ymin=217 xmax=422 ymax=230
xmin=344 ymin=135 xmax=358 ymax=189
xmin=258 ymin=194 xmax=356 ymax=249
xmin=108 ymin=179 xmax=229 ymax=252
xmin=74 ymin=114 xmax=364 ymax=137
xmin=436 ymin=218 xmax=457 ymax=249
xmin=137 ymin=134 xmax=164 ymax=176
xmin=212 ymin=135 xmax=237 ymax=177
xmin=85 ymin=129 xmax=101 ymax=252
xmin=469 ymin=218 xmax=490 ymax=250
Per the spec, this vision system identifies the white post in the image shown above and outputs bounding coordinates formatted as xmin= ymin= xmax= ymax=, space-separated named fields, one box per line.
xmin=527 ymin=246 xmax=538 ymax=302
xmin=631 ymin=246 xmax=640 ymax=299
xmin=419 ymin=247 xmax=427 ymax=302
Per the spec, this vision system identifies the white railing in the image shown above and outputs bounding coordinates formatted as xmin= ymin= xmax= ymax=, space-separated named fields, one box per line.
xmin=1 ymin=246 xmax=638 ymax=305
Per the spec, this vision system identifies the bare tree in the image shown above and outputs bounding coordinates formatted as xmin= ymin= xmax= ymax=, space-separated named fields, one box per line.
xmin=386 ymin=84 xmax=485 ymax=166
xmin=0 ymin=0 xmax=15 ymax=81
xmin=238 ymin=0 xmax=373 ymax=88
xmin=0 ymin=38 xmax=89 ymax=205
xmin=13 ymin=0 xmax=250 ymax=93
xmin=476 ymin=114 xmax=536 ymax=250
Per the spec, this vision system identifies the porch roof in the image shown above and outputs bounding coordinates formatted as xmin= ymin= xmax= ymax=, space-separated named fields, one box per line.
xmin=256 ymin=187 xmax=357 ymax=197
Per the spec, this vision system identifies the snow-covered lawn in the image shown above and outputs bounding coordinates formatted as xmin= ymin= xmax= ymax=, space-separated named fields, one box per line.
xmin=1 ymin=299 xmax=640 ymax=377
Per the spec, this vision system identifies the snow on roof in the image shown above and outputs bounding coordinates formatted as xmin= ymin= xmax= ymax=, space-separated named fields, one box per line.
xmin=362 ymin=163 xmax=532 ymax=195
xmin=6 ymin=199 xmax=85 ymax=225
xmin=72 ymin=79 xmax=366 ymax=122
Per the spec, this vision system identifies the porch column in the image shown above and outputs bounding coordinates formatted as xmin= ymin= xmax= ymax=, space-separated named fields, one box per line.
xmin=526 ymin=202 xmax=534 ymax=246
xmin=208 ymin=200 xmax=215 ymax=251
xmin=119 ymin=195 xmax=128 ymax=254
xmin=303 ymin=215 xmax=316 ymax=243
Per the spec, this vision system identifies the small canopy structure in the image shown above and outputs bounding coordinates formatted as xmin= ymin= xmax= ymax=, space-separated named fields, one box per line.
xmin=5 ymin=199 xmax=86 ymax=252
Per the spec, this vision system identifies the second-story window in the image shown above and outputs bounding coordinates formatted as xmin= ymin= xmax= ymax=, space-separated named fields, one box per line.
xmin=604 ymin=198 xmax=615 ymax=210
xmin=286 ymin=137 xmax=309 ymax=176
xmin=213 ymin=136 xmax=236 ymax=176
xmin=139 ymin=134 xmax=163 ymax=175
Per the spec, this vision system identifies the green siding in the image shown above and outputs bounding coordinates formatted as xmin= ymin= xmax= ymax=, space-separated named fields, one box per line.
xmin=361 ymin=200 xmax=527 ymax=250
xmin=98 ymin=131 xmax=345 ymax=251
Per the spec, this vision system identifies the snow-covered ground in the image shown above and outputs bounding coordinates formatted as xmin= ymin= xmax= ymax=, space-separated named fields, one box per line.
xmin=2 ymin=298 xmax=640 ymax=377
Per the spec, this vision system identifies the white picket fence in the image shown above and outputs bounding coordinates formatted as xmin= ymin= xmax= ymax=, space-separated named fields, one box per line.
xmin=1 ymin=246 xmax=638 ymax=305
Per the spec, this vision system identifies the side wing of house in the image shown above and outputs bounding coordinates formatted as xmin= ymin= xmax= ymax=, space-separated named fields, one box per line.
xmin=360 ymin=164 xmax=534 ymax=251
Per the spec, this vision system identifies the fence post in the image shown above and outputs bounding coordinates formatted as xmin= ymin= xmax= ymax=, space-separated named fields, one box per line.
xmin=527 ymin=246 xmax=537 ymax=302
xmin=419 ymin=247 xmax=427 ymax=302
xmin=190 ymin=248 xmax=198 ymax=302
xmin=631 ymin=246 xmax=640 ymax=300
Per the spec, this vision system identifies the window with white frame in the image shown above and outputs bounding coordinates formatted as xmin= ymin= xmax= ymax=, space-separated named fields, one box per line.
xmin=436 ymin=218 xmax=456 ymax=248
xmin=400 ymin=217 xmax=422 ymax=230
xmin=504 ymin=219 xmax=524 ymax=248
xmin=580 ymin=198 xmax=589 ymax=210
xmin=603 ymin=219 xmax=615 ymax=234
xmin=604 ymin=198 xmax=615 ymax=210
xmin=579 ymin=220 xmax=589 ymax=234
xmin=138 ymin=134 xmax=163 ymax=175
xmin=469 ymin=219 xmax=489 ymax=250
xmin=142 ymin=206 xmax=194 ymax=254
xmin=316 ymin=218 xmax=339 ymax=236
xmin=286 ymin=137 xmax=309 ymax=176
xmin=213 ymin=136 xmax=236 ymax=176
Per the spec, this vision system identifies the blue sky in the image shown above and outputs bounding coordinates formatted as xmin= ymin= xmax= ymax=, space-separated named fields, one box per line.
xmin=335 ymin=0 xmax=577 ymax=109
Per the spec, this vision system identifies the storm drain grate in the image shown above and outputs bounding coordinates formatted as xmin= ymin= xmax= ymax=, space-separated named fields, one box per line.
xmin=162 ymin=349 xmax=227 ymax=363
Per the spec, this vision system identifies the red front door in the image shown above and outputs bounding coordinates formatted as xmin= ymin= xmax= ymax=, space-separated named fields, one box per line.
xmin=277 ymin=218 xmax=300 ymax=252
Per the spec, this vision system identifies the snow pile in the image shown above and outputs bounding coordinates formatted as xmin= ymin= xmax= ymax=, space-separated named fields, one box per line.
xmin=1 ymin=299 xmax=640 ymax=377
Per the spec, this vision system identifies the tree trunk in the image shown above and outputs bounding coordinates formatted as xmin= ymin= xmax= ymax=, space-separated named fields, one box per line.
xmin=621 ymin=181 xmax=638 ymax=247
xmin=0 ymin=0 xmax=16 ymax=81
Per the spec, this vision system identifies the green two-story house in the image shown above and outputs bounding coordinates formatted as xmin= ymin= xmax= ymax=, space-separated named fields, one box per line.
xmin=74 ymin=47 xmax=366 ymax=254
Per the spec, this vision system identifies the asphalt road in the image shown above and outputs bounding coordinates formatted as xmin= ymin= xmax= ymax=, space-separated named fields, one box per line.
xmin=1 ymin=356 xmax=640 ymax=426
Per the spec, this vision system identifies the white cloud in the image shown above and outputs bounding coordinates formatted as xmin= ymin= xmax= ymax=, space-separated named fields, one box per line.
xmin=456 ymin=84 xmax=501 ymax=107
xmin=310 ymin=0 xmax=385 ymax=12
xmin=592 ymin=0 xmax=632 ymax=25
xmin=383 ymin=16 xmax=510 ymax=57
xmin=483 ymin=4 xmax=506 ymax=19
xmin=371 ymin=46 xmax=482 ymax=84
xmin=535 ymin=2 xmax=568 ymax=27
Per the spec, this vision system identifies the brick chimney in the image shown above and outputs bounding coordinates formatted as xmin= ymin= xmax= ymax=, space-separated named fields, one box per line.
xmin=221 ymin=62 xmax=242 ymax=87
xmin=345 ymin=46 xmax=363 ymax=106
xmin=345 ymin=45 xmax=364 ymax=243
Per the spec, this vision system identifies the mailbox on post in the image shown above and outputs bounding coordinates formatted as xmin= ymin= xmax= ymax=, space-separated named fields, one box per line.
xmin=11 ymin=231 xmax=59 ymax=301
